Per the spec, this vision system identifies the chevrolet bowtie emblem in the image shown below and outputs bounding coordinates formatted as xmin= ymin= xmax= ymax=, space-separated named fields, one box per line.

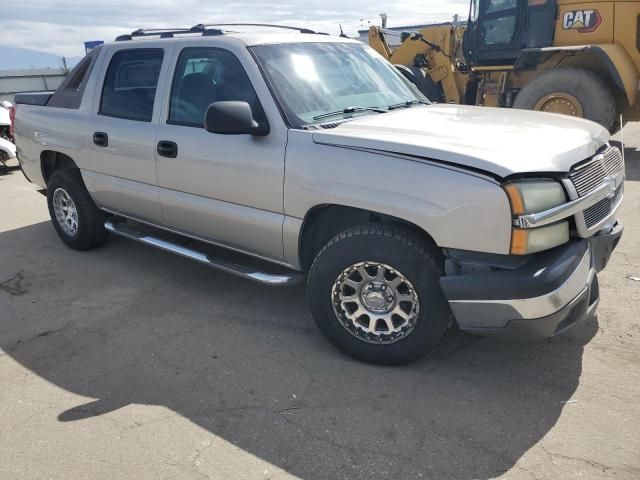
xmin=603 ymin=172 xmax=624 ymax=199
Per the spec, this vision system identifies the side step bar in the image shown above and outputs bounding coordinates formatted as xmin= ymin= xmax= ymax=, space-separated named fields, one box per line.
xmin=104 ymin=219 xmax=305 ymax=286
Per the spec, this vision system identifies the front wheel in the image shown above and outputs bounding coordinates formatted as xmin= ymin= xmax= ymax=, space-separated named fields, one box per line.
xmin=307 ymin=224 xmax=452 ymax=365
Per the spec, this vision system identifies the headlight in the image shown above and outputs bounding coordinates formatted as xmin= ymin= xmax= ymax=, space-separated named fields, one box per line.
xmin=504 ymin=180 xmax=569 ymax=255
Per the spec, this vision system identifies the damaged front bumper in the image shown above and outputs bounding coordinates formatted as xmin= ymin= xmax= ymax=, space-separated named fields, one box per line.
xmin=440 ymin=223 xmax=623 ymax=340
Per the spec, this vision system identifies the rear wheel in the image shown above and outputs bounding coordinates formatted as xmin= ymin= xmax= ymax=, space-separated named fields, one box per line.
xmin=513 ymin=67 xmax=616 ymax=132
xmin=307 ymin=224 xmax=452 ymax=365
xmin=47 ymin=168 xmax=108 ymax=250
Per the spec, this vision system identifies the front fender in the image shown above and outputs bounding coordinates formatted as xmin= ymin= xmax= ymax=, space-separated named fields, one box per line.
xmin=515 ymin=45 xmax=638 ymax=106
xmin=284 ymin=130 xmax=513 ymax=264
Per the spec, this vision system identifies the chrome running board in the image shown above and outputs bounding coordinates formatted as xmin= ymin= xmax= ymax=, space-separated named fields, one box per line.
xmin=104 ymin=218 xmax=305 ymax=286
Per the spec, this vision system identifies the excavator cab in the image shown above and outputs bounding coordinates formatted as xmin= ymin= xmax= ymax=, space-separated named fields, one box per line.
xmin=464 ymin=0 xmax=557 ymax=66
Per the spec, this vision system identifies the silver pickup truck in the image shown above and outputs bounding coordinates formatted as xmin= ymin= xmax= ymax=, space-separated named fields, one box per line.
xmin=13 ymin=25 xmax=624 ymax=364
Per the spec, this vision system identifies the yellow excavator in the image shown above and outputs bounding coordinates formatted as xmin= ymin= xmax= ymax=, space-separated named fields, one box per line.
xmin=369 ymin=0 xmax=640 ymax=131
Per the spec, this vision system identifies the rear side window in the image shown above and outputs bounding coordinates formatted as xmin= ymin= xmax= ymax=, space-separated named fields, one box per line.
xmin=100 ymin=49 xmax=163 ymax=122
xmin=48 ymin=47 xmax=101 ymax=109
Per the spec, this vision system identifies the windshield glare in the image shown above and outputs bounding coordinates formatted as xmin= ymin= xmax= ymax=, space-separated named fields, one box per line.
xmin=251 ymin=42 xmax=427 ymax=127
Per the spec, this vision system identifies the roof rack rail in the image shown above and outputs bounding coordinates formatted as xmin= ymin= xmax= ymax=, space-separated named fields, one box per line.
xmin=115 ymin=23 xmax=318 ymax=42
xmin=194 ymin=23 xmax=317 ymax=34
xmin=115 ymin=26 xmax=224 ymax=42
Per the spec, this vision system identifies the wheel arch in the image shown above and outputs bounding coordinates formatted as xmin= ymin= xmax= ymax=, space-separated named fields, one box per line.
xmin=514 ymin=45 xmax=638 ymax=108
xmin=40 ymin=150 xmax=78 ymax=185
xmin=297 ymin=204 xmax=442 ymax=271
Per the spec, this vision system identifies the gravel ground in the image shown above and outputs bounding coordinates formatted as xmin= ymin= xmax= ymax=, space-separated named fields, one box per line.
xmin=0 ymin=123 xmax=638 ymax=480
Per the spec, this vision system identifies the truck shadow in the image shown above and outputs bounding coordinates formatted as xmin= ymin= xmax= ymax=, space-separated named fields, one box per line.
xmin=0 ymin=220 xmax=598 ymax=479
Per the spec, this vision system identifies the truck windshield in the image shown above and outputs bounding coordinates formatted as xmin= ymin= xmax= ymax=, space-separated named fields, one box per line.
xmin=250 ymin=42 xmax=427 ymax=128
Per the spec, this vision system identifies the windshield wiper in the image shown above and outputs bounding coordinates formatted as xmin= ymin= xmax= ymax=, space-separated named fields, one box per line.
xmin=388 ymin=100 xmax=430 ymax=110
xmin=313 ymin=106 xmax=388 ymax=121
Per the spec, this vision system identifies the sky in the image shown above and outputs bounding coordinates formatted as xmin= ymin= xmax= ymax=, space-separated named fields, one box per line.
xmin=0 ymin=0 xmax=469 ymax=57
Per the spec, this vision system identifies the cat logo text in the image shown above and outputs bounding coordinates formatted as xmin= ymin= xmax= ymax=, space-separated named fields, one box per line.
xmin=562 ymin=9 xmax=602 ymax=33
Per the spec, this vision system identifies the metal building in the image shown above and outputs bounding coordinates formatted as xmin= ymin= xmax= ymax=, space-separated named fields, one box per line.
xmin=0 ymin=68 xmax=68 ymax=102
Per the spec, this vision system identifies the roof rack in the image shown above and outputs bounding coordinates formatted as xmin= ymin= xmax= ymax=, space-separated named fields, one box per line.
xmin=115 ymin=25 xmax=223 ymax=41
xmin=194 ymin=23 xmax=317 ymax=34
xmin=115 ymin=23 xmax=317 ymax=41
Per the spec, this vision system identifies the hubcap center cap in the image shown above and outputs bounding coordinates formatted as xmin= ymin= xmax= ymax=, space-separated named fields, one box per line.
xmin=361 ymin=282 xmax=394 ymax=313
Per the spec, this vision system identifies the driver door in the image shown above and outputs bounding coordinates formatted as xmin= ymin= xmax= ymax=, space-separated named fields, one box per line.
xmin=155 ymin=45 xmax=287 ymax=262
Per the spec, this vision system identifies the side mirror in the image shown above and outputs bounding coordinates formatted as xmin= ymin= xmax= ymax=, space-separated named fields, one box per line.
xmin=204 ymin=101 xmax=269 ymax=136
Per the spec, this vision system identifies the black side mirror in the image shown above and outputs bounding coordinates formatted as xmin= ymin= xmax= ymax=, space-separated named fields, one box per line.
xmin=204 ymin=101 xmax=269 ymax=136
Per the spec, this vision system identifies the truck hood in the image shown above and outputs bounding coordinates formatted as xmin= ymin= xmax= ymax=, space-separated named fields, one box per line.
xmin=311 ymin=104 xmax=609 ymax=178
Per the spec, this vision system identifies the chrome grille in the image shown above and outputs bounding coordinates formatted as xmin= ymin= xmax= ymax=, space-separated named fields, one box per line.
xmin=570 ymin=146 xmax=624 ymax=197
xmin=568 ymin=145 xmax=624 ymax=235
xmin=583 ymin=184 xmax=623 ymax=228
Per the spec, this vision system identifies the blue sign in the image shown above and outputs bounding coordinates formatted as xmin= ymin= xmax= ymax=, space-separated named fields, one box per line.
xmin=84 ymin=40 xmax=104 ymax=54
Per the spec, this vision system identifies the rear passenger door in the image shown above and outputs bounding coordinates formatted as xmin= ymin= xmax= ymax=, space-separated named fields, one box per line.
xmin=86 ymin=47 xmax=170 ymax=224
xmin=155 ymin=46 xmax=287 ymax=262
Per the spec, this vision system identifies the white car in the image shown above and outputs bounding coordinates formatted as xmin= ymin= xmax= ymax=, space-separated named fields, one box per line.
xmin=0 ymin=100 xmax=12 ymax=136
xmin=0 ymin=100 xmax=17 ymax=169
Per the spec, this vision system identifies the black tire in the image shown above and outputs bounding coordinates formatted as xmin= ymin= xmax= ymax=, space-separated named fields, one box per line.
xmin=47 ymin=168 xmax=108 ymax=250
xmin=307 ymin=224 xmax=452 ymax=365
xmin=512 ymin=67 xmax=616 ymax=132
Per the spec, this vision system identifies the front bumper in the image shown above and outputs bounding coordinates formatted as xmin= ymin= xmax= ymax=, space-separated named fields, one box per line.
xmin=440 ymin=223 xmax=623 ymax=340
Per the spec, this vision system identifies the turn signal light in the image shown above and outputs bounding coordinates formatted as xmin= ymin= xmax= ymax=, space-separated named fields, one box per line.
xmin=504 ymin=183 xmax=525 ymax=216
xmin=510 ymin=228 xmax=529 ymax=255
xmin=510 ymin=223 xmax=570 ymax=255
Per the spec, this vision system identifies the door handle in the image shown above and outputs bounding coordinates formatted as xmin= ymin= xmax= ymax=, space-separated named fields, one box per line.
xmin=93 ymin=132 xmax=108 ymax=147
xmin=157 ymin=140 xmax=178 ymax=158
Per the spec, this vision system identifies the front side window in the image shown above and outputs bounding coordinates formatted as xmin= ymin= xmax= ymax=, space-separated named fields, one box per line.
xmin=169 ymin=47 xmax=263 ymax=128
xmin=251 ymin=42 xmax=426 ymax=128
xmin=100 ymin=49 xmax=164 ymax=122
